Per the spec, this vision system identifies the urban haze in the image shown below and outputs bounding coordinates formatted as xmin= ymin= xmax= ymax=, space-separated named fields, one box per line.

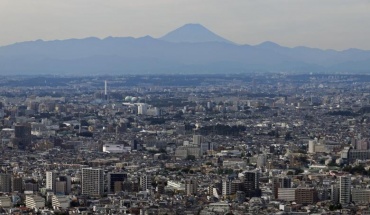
xmin=0 ymin=1 xmax=370 ymax=215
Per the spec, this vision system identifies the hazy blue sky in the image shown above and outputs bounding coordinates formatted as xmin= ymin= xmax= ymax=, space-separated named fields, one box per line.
xmin=1 ymin=0 xmax=369 ymax=50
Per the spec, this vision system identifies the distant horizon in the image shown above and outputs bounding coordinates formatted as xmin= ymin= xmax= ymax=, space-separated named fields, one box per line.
xmin=1 ymin=1 xmax=370 ymax=50
xmin=0 ymin=23 xmax=368 ymax=52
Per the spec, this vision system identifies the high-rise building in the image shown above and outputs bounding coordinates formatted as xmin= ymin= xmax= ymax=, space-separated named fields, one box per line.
xmin=13 ymin=124 xmax=32 ymax=150
xmin=140 ymin=175 xmax=152 ymax=192
xmin=339 ymin=175 xmax=351 ymax=204
xmin=108 ymin=172 xmax=127 ymax=193
xmin=55 ymin=176 xmax=71 ymax=195
xmin=82 ymin=168 xmax=104 ymax=196
xmin=58 ymin=176 xmax=71 ymax=194
xmin=244 ymin=171 xmax=261 ymax=198
xmin=156 ymin=179 xmax=166 ymax=194
xmin=331 ymin=184 xmax=340 ymax=204
xmin=46 ymin=171 xmax=56 ymax=192
xmin=222 ymin=178 xmax=232 ymax=197
xmin=11 ymin=176 xmax=23 ymax=192
xmin=185 ymin=178 xmax=198 ymax=196
xmin=138 ymin=104 xmax=148 ymax=115
xmin=308 ymin=139 xmax=317 ymax=154
xmin=0 ymin=174 xmax=11 ymax=193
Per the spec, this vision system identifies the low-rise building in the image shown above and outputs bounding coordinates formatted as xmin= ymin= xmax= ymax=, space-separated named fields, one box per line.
xmin=25 ymin=195 xmax=45 ymax=209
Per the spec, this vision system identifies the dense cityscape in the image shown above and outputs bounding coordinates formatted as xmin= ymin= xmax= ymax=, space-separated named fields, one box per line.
xmin=0 ymin=74 xmax=369 ymax=214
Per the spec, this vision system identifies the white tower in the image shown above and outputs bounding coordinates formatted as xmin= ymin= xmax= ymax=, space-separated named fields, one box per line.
xmin=222 ymin=178 xmax=232 ymax=197
xmin=46 ymin=171 xmax=56 ymax=192
xmin=138 ymin=104 xmax=148 ymax=115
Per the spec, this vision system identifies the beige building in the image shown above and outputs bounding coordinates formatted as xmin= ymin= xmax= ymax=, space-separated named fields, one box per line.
xmin=25 ymin=195 xmax=45 ymax=209
xmin=185 ymin=178 xmax=198 ymax=196
xmin=0 ymin=196 xmax=12 ymax=208
xmin=278 ymin=188 xmax=296 ymax=201
xmin=51 ymin=195 xmax=70 ymax=209
xmin=175 ymin=145 xmax=200 ymax=159
xmin=352 ymin=188 xmax=370 ymax=204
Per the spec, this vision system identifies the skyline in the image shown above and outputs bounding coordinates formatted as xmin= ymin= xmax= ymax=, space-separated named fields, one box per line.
xmin=0 ymin=0 xmax=369 ymax=50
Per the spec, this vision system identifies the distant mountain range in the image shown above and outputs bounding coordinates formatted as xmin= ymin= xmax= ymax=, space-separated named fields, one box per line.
xmin=0 ymin=23 xmax=370 ymax=75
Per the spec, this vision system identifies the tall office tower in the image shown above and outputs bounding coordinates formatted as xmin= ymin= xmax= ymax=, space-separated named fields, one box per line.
xmin=156 ymin=179 xmax=166 ymax=194
xmin=108 ymin=172 xmax=127 ymax=193
xmin=0 ymin=174 xmax=11 ymax=193
xmin=82 ymin=168 xmax=104 ymax=196
xmin=13 ymin=123 xmax=32 ymax=150
xmin=339 ymin=175 xmax=351 ymax=204
xmin=193 ymin=135 xmax=204 ymax=145
xmin=56 ymin=176 xmax=71 ymax=195
xmin=185 ymin=178 xmax=198 ymax=196
xmin=140 ymin=175 xmax=152 ymax=192
xmin=244 ymin=171 xmax=261 ymax=198
xmin=272 ymin=177 xmax=291 ymax=199
xmin=11 ymin=176 xmax=23 ymax=192
xmin=222 ymin=178 xmax=232 ymax=197
xmin=46 ymin=171 xmax=56 ymax=192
